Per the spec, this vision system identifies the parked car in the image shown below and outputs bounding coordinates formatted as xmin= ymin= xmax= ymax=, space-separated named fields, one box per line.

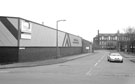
xmin=107 ymin=53 xmax=123 ymax=63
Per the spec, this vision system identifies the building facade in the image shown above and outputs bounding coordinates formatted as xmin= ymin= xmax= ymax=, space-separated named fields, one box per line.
xmin=93 ymin=30 xmax=130 ymax=50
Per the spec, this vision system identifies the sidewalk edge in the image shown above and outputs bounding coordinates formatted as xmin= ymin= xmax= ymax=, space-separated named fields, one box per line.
xmin=0 ymin=53 xmax=94 ymax=69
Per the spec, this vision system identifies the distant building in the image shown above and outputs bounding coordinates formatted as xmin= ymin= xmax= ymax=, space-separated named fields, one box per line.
xmin=93 ymin=30 xmax=129 ymax=50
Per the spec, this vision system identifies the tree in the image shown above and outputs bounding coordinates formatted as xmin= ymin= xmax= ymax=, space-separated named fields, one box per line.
xmin=124 ymin=27 xmax=135 ymax=53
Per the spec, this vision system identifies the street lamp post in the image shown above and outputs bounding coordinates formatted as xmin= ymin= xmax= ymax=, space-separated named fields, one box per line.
xmin=56 ymin=20 xmax=66 ymax=58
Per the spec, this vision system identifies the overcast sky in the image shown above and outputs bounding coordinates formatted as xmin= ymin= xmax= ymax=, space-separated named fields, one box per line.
xmin=1 ymin=0 xmax=135 ymax=41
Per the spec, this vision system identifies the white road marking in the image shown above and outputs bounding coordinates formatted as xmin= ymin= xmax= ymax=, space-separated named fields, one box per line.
xmin=86 ymin=68 xmax=93 ymax=76
xmin=97 ymin=60 xmax=101 ymax=63
xmin=86 ymin=55 xmax=106 ymax=76
xmin=94 ymin=63 xmax=98 ymax=66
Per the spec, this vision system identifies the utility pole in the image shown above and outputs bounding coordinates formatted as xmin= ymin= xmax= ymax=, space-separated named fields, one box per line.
xmin=56 ymin=20 xmax=66 ymax=58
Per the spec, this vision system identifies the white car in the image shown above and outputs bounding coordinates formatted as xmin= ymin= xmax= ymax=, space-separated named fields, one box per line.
xmin=107 ymin=53 xmax=123 ymax=63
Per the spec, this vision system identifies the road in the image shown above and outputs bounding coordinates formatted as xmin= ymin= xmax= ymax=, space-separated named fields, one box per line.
xmin=0 ymin=50 xmax=135 ymax=84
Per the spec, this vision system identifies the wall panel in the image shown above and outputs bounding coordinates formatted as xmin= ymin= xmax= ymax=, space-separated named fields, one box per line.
xmin=20 ymin=19 xmax=56 ymax=47
xmin=0 ymin=17 xmax=18 ymax=46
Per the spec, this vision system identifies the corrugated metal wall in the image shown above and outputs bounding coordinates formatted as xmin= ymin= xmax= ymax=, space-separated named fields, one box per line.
xmin=19 ymin=19 xmax=83 ymax=62
xmin=0 ymin=17 xmax=19 ymax=63
xmin=0 ymin=17 xmax=92 ymax=63
xmin=20 ymin=19 xmax=56 ymax=47
xmin=58 ymin=31 xmax=82 ymax=47
xmin=19 ymin=19 xmax=83 ymax=48
xmin=0 ymin=17 xmax=18 ymax=46
xmin=19 ymin=19 xmax=82 ymax=48
xmin=69 ymin=34 xmax=82 ymax=47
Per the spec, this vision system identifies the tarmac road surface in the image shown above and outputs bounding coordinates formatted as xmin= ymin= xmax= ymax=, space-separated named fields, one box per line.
xmin=0 ymin=50 xmax=135 ymax=84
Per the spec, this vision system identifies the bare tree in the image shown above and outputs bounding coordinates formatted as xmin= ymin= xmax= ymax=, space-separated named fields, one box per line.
xmin=124 ymin=27 xmax=135 ymax=53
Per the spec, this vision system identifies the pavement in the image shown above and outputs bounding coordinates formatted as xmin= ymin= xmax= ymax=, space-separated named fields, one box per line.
xmin=120 ymin=52 xmax=135 ymax=63
xmin=0 ymin=53 xmax=94 ymax=69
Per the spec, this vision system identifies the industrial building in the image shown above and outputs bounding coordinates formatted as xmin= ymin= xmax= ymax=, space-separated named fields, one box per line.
xmin=0 ymin=16 xmax=92 ymax=64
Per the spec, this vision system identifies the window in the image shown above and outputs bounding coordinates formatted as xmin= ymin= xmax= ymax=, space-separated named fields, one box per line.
xmin=108 ymin=36 xmax=110 ymax=40
xmin=102 ymin=36 xmax=104 ymax=40
xmin=99 ymin=41 xmax=102 ymax=45
xmin=100 ymin=37 xmax=102 ymax=40
xmin=115 ymin=36 xmax=117 ymax=40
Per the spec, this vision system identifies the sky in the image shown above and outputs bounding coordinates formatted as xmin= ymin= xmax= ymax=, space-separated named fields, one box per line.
xmin=1 ymin=0 xmax=135 ymax=42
